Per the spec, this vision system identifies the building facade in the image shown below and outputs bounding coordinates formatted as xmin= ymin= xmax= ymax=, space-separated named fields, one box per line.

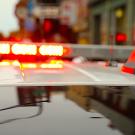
xmin=89 ymin=0 xmax=135 ymax=45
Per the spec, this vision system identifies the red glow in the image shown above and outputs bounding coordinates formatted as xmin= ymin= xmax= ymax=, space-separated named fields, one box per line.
xmin=116 ymin=33 xmax=127 ymax=42
xmin=39 ymin=45 xmax=64 ymax=56
xmin=43 ymin=20 xmax=53 ymax=33
xmin=21 ymin=63 xmax=37 ymax=69
xmin=63 ymin=46 xmax=72 ymax=56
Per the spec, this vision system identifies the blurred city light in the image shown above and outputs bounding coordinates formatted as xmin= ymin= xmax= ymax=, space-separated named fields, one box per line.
xmin=116 ymin=33 xmax=127 ymax=43
xmin=115 ymin=9 xmax=124 ymax=18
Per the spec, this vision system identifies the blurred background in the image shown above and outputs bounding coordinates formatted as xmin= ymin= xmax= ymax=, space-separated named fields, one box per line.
xmin=0 ymin=0 xmax=135 ymax=45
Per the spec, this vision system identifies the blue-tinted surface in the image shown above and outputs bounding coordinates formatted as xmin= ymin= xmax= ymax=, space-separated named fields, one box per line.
xmin=0 ymin=86 xmax=134 ymax=135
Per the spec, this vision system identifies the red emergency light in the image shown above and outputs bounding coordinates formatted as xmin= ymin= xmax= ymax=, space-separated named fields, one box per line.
xmin=121 ymin=50 xmax=135 ymax=74
xmin=12 ymin=43 xmax=37 ymax=55
xmin=0 ymin=43 xmax=10 ymax=54
xmin=0 ymin=42 xmax=71 ymax=62
xmin=39 ymin=45 xmax=64 ymax=56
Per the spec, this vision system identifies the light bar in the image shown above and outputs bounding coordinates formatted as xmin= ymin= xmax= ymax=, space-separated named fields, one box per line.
xmin=0 ymin=42 xmax=71 ymax=62
xmin=39 ymin=45 xmax=64 ymax=56
xmin=12 ymin=44 xmax=37 ymax=55
xmin=0 ymin=43 xmax=10 ymax=54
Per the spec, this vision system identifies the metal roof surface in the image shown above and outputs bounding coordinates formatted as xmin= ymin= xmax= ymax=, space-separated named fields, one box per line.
xmin=0 ymin=62 xmax=135 ymax=86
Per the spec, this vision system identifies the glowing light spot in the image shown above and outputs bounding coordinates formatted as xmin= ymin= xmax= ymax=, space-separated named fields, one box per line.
xmin=12 ymin=44 xmax=37 ymax=55
xmin=39 ymin=45 xmax=64 ymax=56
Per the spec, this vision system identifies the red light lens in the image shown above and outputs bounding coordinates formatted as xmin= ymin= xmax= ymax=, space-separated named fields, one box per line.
xmin=0 ymin=43 xmax=10 ymax=54
xmin=39 ymin=45 xmax=64 ymax=56
xmin=12 ymin=43 xmax=37 ymax=55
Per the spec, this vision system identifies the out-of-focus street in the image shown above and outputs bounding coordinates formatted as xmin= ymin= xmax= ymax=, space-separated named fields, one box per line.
xmin=0 ymin=0 xmax=135 ymax=45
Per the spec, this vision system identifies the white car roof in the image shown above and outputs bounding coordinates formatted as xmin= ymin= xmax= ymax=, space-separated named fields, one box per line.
xmin=0 ymin=61 xmax=135 ymax=86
